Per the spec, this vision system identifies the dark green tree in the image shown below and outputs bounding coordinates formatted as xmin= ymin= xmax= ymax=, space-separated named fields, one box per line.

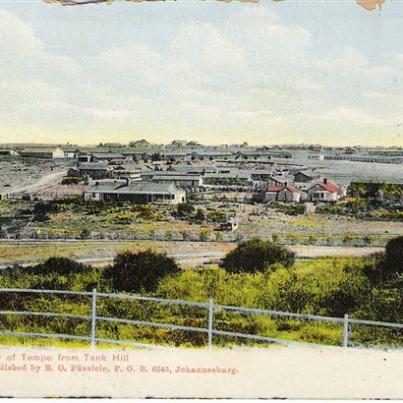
xmin=30 ymin=257 xmax=88 ymax=276
xmin=220 ymin=237 xmax=295 ymax=273
xmin=321 ymin=271 xmax=370 ymax=317
xmin=363 ymin=236 xmax=403 ymax=285
xmin=103 ymin=250 xmax=181 ymax=293
xmin=384 ymin=236 xmax=403 ymax=275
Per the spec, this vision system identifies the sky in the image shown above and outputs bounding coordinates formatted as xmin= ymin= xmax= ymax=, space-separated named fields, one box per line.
xmin=0 ymin=0 xmax=403 ymax=147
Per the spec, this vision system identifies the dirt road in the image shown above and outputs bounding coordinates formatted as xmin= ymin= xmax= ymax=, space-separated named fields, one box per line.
xmin=290 ymin=244 xmax=383 ymax=257
xmin=0 ymin=239 xmax=383 ymax=269
xmin=8 ymin=170 xmax=67 ymax=196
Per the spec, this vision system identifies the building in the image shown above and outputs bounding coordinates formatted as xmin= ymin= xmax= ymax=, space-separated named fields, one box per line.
xmin=78 ymin=163 xmax=113 ymax=179
xmin=265 ymin=185 xmax=301 ymax=202
xmin=111 ymin=165 xmax=142 ymax=181
xmin=168 ymin=164 xmax=218 ymax=175
xmin=92 ymin=152 xmax=126 ymax=161
xmin=19 ymin=147 xmax=65 ymax=159
xmin=150 ymin=174 xmax=203 ymax=190
xmin=140 ymin=171 xmax=203 ymax=190
xmin=249 ymin=170 xmax=277 ymax=182
xmin=306 ymin=179 xmax=343 ymax=202
xmin=236 ymin=150 xmax=292 ymax=160
xmin=61 ymin=147 xmax=79 ymax=159
xmin=77 ymin=154 xmax=92 ymax=163
xmin=0 ymin=149 xmax=18 ymax=157
xmin=103 ymin=143 xmax=122 ymax=148
xmin=203 ymin=172 xmax=252 ymax=186
xmin=294 ymin=170 xmax=321 ymax=183
xmin=267 ymin=176 xmax=293 ymax=187
xmin=192 ymin=151 xmax=233 ymax=161
xmin=85 ymin=181 xmax=186 ymax=204
xmin=162 ymin=151 xmax=189 ymax=162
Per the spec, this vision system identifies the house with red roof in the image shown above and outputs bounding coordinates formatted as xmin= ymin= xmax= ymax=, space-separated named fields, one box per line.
xmin=306 ymin=179 xmax=343 ymax=202
xmin=265 ymin=183 xmax=301 ymax=203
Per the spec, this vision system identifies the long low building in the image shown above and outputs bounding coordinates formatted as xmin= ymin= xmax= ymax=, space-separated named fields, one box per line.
xmin=78 ymin=163 xmax=113 ymax=179
xmin=141 ymin=171 xmax=203 ymax=190
xmin=84 ymin=181 xmax=186 ymax=204
xmin=19 ymin=147 xmax=65 ymax=159
xmin=203 ymin=172 xmax=252 ymax=186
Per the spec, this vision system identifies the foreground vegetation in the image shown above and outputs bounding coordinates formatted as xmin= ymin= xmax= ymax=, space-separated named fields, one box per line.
xmin=0 ymin=237 xmax=401 ymax=349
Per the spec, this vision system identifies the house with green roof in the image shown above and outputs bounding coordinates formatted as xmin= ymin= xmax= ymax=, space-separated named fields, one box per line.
xmin=84 ymin=181 xmax=186 ymax=204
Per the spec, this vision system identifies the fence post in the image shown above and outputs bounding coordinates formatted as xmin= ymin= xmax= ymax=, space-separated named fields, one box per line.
xmin=208 ymin=298 xmax=214 ymax=349
xmin=90 ymin=288 xmax=97 ymax=348
xmin=342 ymin=313 xmax=349 ymax=348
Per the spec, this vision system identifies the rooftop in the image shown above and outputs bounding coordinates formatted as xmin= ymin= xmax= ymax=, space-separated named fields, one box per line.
xmin=87 ymin=181 xmax=184 ymax=195
xmin=267 ymin=185 xmax=300 ymax=193
xmin=309 ymin=180 xmax=341 ymax=193
xmin=79 ymin=163 xmax=111 ymax=171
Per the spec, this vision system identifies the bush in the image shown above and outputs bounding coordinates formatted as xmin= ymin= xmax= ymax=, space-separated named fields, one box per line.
xmin=103 ymin=250 xmax=181 ymax=293
xmin=363 ymin=236 xmax=403 ymax=284
xmin=194 ymin=208 xmax=205 ymax=221
xmin=80 ymin=228 xmax=90 ymax=239
xmin=61 ymin=177 xmax=80 ymax=185
xmin=220 ymin=237 xmax=295 ymax=273
xmin=29 ymin=257 xmax=89 ymax=276
xmin=320 ymin=271 xmax=370 ymax=317
xmin=384 ymin=236 xmax=403 ymax=275
xmin=177 ymin=203 xmax=194 ymax=217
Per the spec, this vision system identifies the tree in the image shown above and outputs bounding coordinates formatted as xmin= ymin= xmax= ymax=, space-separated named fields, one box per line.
xmin=363 ymin=236 xmax=403 ymax=285
xmin=220 ymin=237 xmax=295 ymax=273
xmin=32 ymin=201 xmax=53 ymax=222
xmin=384 ymin=236 xmax=403 ymax=275
xmin=29 ymin=257 xmax=88 ymax=276
xmin=103 ymin=250 xmax=181 ymax=293
xmin=151 ymin=152 xmax=161 ymax=161
xmin=321 ymin=272 xmax=370 ymax=317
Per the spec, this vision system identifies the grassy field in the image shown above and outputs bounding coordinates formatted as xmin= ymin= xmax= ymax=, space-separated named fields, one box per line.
xmin=2 ymin=198 xmax=401 ymax=247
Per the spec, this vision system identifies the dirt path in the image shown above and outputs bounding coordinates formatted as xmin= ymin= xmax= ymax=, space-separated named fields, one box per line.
xmin=0 ymin=240 xmax=383 ymax=268
xmin=290 ymin=244 xmax=384 ymax=257
xmin=8 ymin=170 xmax=67 ymax=196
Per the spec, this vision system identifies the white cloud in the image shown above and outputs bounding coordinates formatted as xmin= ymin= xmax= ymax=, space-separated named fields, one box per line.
xmin=0 ymin=6 xmax=402 ymax=146
xmin=0 ymin=10 xmax=42 ymax=54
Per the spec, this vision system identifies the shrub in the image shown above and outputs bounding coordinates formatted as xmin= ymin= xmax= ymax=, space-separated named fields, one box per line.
xmin=198 ymin=229 xmax=210 ymax=242
xmin=29 ymin=257 xmax=89 ymax=276
xmin=384 ymin=236 xmax=403 ymax=275
xmin=320 ymin=271 xmax=370 ymax=317
xmin=80 ymin=228 xmax=90 ymax=239
xmin=363 ymin=236 xmax=403 ymax=284
xmin=194 ymin=208 xmax=205 ymax=221
xmin=220 ymin=237 xmax=295 ymax=273
xmin=177 ymin=203 xmax=194 ymax=217
xmin=103 ymin=250 xmax=181 ymax=293
xmin=61 ymin=177 xmax=80 ymax=185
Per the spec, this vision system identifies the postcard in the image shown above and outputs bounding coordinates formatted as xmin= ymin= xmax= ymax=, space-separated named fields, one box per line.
xmin=0 ymin=0 xmax=402 ymax=398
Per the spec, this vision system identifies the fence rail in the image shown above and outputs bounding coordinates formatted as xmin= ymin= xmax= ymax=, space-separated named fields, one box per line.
xmin=0 ymin=287 xmax=402 ymax=350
